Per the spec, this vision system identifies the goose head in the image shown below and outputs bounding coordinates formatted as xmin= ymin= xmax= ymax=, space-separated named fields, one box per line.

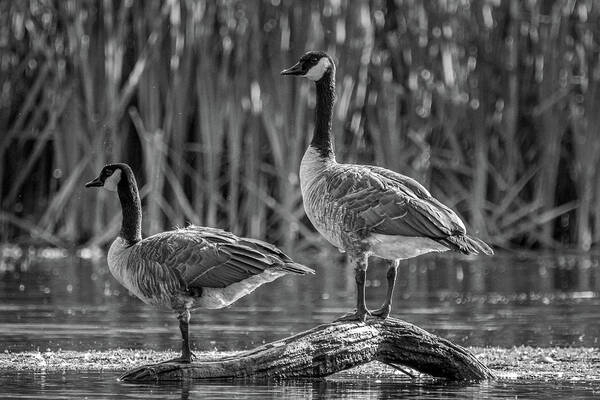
xmin=281 ymin=51 xmax=334 ymax=82
xmin=85 ymin=163 xmax=129 ymax=192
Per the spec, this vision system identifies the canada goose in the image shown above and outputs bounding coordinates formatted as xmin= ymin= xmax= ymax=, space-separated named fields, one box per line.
xmin=281 ymin=51 xmax=493 ymax=321
xmin=85 ymin=163 xmax=314 ymax=363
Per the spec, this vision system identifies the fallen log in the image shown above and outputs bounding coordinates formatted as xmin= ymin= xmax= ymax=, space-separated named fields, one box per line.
xmin=120 ymin=316 xmax=494 ymax=382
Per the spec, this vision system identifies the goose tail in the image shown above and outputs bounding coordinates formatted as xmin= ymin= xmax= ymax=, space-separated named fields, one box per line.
xmin=439 ymin=234 xmax=494 ymax=256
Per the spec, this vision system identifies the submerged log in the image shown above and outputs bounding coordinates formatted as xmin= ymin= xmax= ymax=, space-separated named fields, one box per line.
xmin=120 ymin=317 xmax=494 ymax=382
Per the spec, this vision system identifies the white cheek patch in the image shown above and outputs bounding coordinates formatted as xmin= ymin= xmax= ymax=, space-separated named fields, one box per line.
xmin=104 ymin=169 xmax=121 ymax=192
xmin=304 ymin=57 xmax=331 ymax=81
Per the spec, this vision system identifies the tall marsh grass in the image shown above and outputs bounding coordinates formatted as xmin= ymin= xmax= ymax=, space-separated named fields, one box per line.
xmin=1 ymin=0 xmax=599 ymax=254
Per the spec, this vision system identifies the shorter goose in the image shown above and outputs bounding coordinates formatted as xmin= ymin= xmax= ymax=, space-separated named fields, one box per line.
xmin=85 ymin=163 xmax=314 ymax=363
xmin=281 ymin=51 xmax=493 ymax=321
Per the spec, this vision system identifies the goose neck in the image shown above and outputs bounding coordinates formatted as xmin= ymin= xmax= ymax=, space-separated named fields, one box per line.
xmin=116 ymin=167 xmax=142 ymax=245
xmin=312 ymin=70 xmax=335 ymax=160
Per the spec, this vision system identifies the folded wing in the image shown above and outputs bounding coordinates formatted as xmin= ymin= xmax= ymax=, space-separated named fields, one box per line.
xmin=132 ymin=226 xmax=313 ymax=292
xmin=326 ymin=165 xmax=462 ymax=237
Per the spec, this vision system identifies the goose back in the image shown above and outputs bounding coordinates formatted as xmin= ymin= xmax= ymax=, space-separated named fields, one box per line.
xmin=107 ymin=226 xmax=313 ymax=311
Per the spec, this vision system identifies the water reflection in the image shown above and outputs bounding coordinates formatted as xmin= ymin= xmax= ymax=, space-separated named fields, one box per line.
xmin=1 ymin=370 xmax=600 ymax=399
xmin=1 ymin=250 xmax=600 ymax=353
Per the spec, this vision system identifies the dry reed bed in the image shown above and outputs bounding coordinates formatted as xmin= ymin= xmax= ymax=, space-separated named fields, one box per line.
xmin=1 ymin=0 xmax=599 ymax=255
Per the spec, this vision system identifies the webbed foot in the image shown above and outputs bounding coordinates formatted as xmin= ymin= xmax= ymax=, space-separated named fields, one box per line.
xmin=335 ymin=309 xmax=372 ymax=322
xmin=370 ymin=305 xmax=391 ymax=319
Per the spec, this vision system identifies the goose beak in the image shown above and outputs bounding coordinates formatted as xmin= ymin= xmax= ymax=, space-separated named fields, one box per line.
xmin=85 ymin=177 xmax=103 ymax=188
xmin=280 ymin=62 xmax=304 ymax=76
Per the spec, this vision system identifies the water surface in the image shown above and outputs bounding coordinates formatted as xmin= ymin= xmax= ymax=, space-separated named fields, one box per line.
xmin=1 ymin=370 xmax=600 ymax=399
xmin=2 ymin=249 xmax=600 ymax=398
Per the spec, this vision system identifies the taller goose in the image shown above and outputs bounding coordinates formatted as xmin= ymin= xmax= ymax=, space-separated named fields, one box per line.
xmin=281 ymin=51 xmax=493 ymax=321
xmin=85 ymin=163 xmax=314 ymax=362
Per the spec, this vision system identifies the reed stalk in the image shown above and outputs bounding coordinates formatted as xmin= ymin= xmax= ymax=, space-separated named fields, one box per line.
xmin=1 ymin=0 xmax=599 ymax=254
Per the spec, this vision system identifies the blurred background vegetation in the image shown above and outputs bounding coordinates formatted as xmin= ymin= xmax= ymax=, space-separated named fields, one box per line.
xmin=1 ymin=0 xmax=599 ymax=256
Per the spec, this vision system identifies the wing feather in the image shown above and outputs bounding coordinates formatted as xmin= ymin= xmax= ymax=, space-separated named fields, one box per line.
xmin=328 ymin=164 xmax=467 ymax=239
xmin=131 ymin=226 xmax=312 ymax=291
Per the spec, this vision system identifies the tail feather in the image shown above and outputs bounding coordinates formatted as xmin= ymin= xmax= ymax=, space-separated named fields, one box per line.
xmin=439 ymin=234 xmax=494 ymax=256
xmin=281 ymin=262 xmax=315 ymax=275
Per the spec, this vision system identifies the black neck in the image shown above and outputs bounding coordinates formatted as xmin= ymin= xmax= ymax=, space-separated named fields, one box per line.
xmin=116 ymin=167 xmax=142 ymax=245
xmin=312 ymin=69 xmax=335 ymax=159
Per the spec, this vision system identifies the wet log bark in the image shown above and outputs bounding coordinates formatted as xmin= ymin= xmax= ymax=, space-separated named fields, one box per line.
xmin=120 ymin=317 xmax=494 ymax=382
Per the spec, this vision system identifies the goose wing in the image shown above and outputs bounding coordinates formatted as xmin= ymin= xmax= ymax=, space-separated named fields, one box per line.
xmin=328 ymin=164 xmax=466 ymax=239
xmin=133 ymin=226 xmax=312 ymax=290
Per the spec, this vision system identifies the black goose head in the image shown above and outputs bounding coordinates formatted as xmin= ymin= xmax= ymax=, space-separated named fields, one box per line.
xmin=85 ymin=163 xmax=131 ymax=192
xmin=281 ymin=51 xmax=334 ymax=82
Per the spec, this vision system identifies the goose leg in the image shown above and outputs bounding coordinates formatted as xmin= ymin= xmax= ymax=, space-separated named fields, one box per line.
xmin=371 ymin=259 xmax=399 ymax=319
xmin=178 ymin=309 xmax=193 ymax=362
xmin=160 ymin=309 xmax=193 ymax=364
xmin=337 ymin=253 xmax=371 ymax=322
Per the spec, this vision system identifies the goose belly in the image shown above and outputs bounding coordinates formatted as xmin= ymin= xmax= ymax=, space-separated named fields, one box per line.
xmin=301 ymin=177 xmax=346 ymax=249
xmin=304 ymin=202 xmax=346 ymax=250
xmin=365 ymin=233 xmax=449 ymax=260
xmin=107 ymin=238 xmax=140 ymax=296
xmin=194 ymin=269 xmax=286 ymax=309
xmin=300 ymin=156 xmax=347 ymax=250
